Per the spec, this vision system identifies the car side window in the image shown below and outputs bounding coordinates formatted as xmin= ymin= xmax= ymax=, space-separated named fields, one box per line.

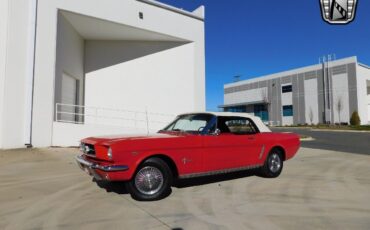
xmin=221 ymin=117 xmax=258 ymax=135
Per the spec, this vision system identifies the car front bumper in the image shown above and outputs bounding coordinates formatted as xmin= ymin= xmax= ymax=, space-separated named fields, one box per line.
xmin=76 ymin=154 xmax=129 ymax=180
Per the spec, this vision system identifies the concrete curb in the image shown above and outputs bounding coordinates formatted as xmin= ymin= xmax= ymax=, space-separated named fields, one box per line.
xmin=278 ymin=131 xmax=314 ymax=141
xmin=310 ymin=129 xmax=370 ymax=133
xmin=300 ymin=137 xmax=315 ymax=141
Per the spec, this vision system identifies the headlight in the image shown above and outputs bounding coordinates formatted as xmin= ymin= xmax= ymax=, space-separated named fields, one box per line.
xmin=79 ymin=142 xmax=85 ymax=153
xmin=107 ymin=147 xmax=113 ymax=160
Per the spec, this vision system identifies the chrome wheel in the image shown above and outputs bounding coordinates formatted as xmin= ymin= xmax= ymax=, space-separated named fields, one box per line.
xmin=134 ymin=166 xmax=164 ymax=195
xmin=268 ymin=153 xmax=281 ymax=173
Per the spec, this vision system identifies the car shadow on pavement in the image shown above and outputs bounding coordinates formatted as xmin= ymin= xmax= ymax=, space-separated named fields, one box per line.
xmin=93 ymin=179 xmax=129 ymax=195
xmin=174 ymin=169 xmax=258 ymax=188
xmin=92 ymin=169 xmax=260 ymax=200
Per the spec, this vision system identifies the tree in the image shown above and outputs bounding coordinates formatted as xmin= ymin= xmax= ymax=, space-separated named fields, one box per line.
xmin=335 ymin=96 xmax=343 ymax=125
xmin=350 ymin=111 xmax=361 ymax=126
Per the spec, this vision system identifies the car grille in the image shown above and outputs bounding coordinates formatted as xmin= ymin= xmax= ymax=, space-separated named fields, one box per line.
xmin=80 ymin=143 xmax=96 ymax=156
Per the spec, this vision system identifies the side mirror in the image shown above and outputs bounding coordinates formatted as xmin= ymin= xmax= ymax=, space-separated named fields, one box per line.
xmin=213 ymin=128 xmax=221 ymax=136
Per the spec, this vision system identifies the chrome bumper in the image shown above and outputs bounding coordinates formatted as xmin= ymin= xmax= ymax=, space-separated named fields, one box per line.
xmin=75 ymin=154 xmax=129 ymax=172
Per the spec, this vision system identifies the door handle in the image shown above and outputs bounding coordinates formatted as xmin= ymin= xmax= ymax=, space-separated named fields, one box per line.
xmin=248 ymin=137 xmax=255 ymax=140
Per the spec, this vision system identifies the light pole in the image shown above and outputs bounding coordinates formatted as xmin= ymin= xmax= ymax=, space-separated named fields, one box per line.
xmin=233 ymin=75 xmax=241 ymax=82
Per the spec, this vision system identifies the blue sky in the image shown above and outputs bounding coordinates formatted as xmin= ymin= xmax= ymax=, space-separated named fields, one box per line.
xmin=160 ymin=0 xmax=370 ymax=111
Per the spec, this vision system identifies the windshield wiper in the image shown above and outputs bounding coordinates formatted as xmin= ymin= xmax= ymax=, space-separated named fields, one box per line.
xmin=172 ymin=129 xmax=185 ymax=132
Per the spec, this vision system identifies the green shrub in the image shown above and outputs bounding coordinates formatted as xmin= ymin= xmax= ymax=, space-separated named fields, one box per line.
xmin=350 ymin=111 xmax=361 ymax=126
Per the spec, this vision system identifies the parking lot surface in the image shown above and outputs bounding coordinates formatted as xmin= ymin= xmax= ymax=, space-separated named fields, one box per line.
xmin=0 ymin=147 xmax=369 ymax=230
xmin=271 ymin=127 xmax=370 ymax=155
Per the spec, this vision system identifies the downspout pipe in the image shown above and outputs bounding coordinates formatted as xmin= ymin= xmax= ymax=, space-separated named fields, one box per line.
xmin=24 ymin=0 xmax=38 ymax=147
xmin=323 ymin=62 xmax=326 ymax=123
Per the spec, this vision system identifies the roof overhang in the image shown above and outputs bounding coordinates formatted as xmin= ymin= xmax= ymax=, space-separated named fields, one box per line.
xmin=359 ymin=63 xmax=370 ymax=69
xmin=137 ymin=0 xmax=205 ymax=21
xmin=60 ymin=10 xmax=189 ymax=42
xmin=218 ymin=101 xmax=268 ymax=108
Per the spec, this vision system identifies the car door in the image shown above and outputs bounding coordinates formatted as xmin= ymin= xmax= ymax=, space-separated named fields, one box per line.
xmin=202 ymin=116 xmax=262 ymax=172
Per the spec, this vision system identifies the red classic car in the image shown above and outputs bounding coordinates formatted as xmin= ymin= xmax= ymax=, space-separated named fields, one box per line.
xmin=76 ymin=112 xmax=300 ymax=200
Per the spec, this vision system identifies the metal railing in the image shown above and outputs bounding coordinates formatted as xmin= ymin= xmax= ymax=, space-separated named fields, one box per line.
xmin=55 ymin=103 xmax=175 ymax=132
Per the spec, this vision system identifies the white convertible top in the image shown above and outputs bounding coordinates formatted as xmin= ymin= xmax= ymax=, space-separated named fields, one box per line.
xmin=179 ymin=112 xmax=272 ymax=133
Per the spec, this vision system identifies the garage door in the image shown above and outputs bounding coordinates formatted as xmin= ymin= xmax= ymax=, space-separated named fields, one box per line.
xmin=61 ymin=73 xmax=77 ymax=122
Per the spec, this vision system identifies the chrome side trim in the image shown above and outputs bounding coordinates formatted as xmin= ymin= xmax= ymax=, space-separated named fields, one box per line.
xmin=179 ymin=164 xmax=263 ymax=179
xmin=75 ymin=155 xmax=129 ymax=172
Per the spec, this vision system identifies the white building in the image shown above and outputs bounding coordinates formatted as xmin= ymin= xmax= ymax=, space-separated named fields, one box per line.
xmin=0 ymin=0 xmax=205 ymax=149
xmin=222 ymin=57 xmax=370 ymax=126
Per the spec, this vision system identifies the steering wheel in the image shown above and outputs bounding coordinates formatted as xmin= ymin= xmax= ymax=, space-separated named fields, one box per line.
xmin=198 ymin=126 xmax=205 ymax=133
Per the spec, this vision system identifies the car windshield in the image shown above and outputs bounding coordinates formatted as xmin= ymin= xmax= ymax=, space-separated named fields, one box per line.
xmin=161 ymin=114 xmax=214 ymax=133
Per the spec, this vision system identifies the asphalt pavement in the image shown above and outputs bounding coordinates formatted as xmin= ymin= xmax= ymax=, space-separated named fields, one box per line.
xmin=1 ymin=147 xmax=370 ymax=230
xmin=271 ymin=127 xmax=370 ymax=155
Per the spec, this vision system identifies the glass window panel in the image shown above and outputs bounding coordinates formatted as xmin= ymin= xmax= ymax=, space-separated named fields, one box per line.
xmin=282 ymin=85 xmax=292 ymax=93
xmin=282 ymin=105 xmax=293 ymax=117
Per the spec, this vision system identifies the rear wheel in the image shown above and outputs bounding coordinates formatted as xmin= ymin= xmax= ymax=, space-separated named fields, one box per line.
xmin=260 ymin=148 xmax=283 ymax=178
xmin=126 ymin=157 xmax=172 ymax=201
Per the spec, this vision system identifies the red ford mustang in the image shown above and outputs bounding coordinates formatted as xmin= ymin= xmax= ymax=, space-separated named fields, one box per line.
xmin=76 ymin=112 xmax=300 ymax=200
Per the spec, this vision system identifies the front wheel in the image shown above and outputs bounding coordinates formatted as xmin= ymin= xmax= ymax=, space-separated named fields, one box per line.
xmin=126 ymin=158 xmax=172 ymax=201
xmin=259 ymin=148 xmax=284 ymax=178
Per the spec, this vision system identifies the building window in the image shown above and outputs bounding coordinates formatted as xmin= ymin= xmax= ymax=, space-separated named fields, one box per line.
xmin=254 ymin=104 xmax=269 ymax=122
xmin=225 ymin=106 xmax=246 ymax=112
xmin=282 ymin=85 xmax=292 ymax=93
xmin=282 ymin=105 xmax=293 ymax=117
xmin=367 ymin=86 xmax=370 ymax=95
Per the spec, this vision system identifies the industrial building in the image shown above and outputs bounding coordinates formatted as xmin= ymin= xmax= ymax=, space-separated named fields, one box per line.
xmin=222 ymin=57 xmax=370 ymax=126
xmin=0 ymin=0 xmax=205 ymax=148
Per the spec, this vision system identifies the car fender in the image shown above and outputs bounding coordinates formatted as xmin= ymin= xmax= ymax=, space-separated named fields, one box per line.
xmin=129 ymin=151 xmax=179 ymax=179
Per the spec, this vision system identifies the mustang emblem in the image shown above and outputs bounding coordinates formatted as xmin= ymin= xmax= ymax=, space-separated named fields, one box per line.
xmin=182 ymin=157 xmax=192 ymax=164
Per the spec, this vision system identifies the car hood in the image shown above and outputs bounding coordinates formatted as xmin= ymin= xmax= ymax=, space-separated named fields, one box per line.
xmin=82 ymin=132 xmax=184 ymax=145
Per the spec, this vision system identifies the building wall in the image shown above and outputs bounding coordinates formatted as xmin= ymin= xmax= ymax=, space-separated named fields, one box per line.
xmin=281 ymin=83 xmax=293 ymax=125
xmin=0 ymin=0 xmax=10 ymax=148
xmin=84 ymin=40 xmax=195 ymax=116
xmin=331 ymin=73 xmax=350 ymax=123
xmin=368 ymin=95 xmax=370 ymax=123
xmin=304 ymin=78 xmax=319 ymax=124
xmin=368 ymin=86 xmax=370 ymax=123
xmin=297 ymin=73 xmax=306 ymax=124
xmin=224 ymin=57 xmax=360 ymax=126
xmin=367 ymin=70 xmax=370 ymax=124
xmin=31 ymin=0 xmax=204 ymax=147
xmin=357 ymin=65 xmax=370 ymax=124
xmin=0 ymin=0 xmax=33 ymax=148
xmin=52 ymin=122 xmax=148 ymax=147
xmin=292 ymin=74 xmax=300 ymax=124
xmin=224 ymin=87 xmax=267 ymax=105
xmin=347 ymin=63 xmax=358 ymax=121
xmin=54 ymin=14 xmax=84 ymax=111
xmin=0 ymin=0 xmax=205 ymax=148
xmin=316 ymin=70 xmax=324 ymax=123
